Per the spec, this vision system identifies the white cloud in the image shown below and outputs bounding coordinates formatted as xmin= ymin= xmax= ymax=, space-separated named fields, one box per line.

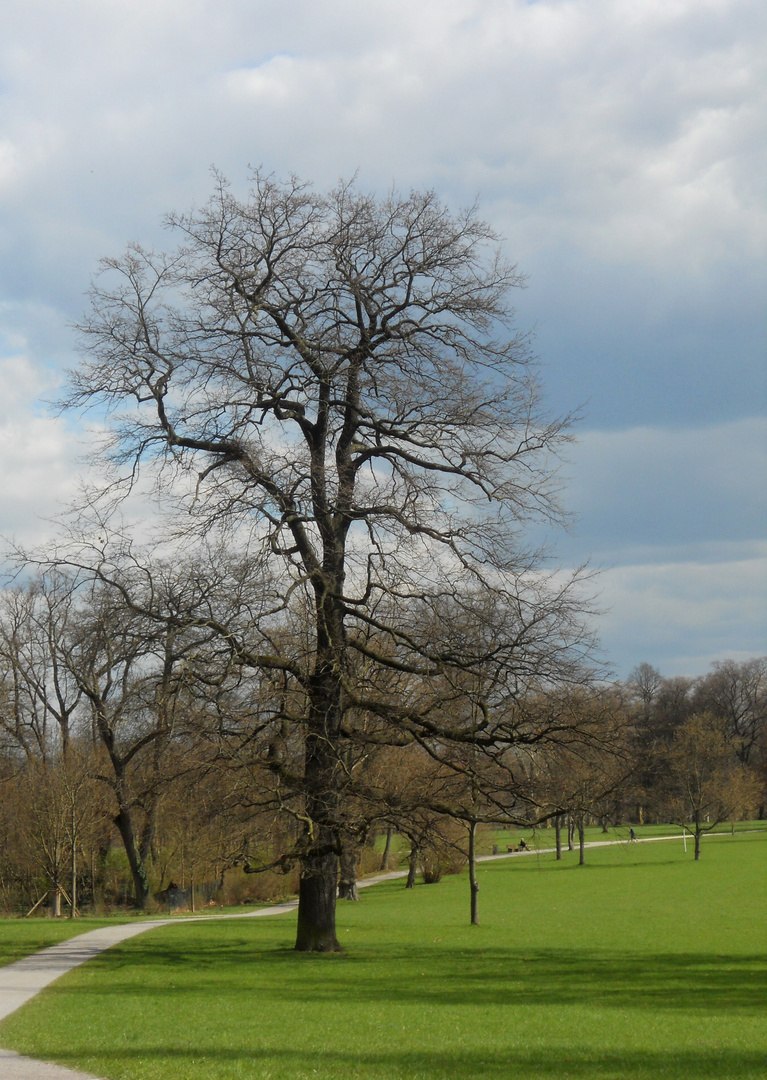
xmin=547 ymin=418 xmax=767 ymax=673
xmin=0 ymin=352 xmax=82 ymax=543
xmin=1 ymin=0 xmax=763 ymax=280
xmin=0 ymin=0 xmax=764 ymax=676
xmin=595 ymin=549 xmax=767 ymax=676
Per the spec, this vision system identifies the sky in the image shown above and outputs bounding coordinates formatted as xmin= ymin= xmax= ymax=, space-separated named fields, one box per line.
xmin=0 ymin=0 xmax=765 ymax=679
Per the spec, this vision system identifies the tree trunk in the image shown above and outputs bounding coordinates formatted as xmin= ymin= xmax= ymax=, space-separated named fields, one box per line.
xmin=50 ymin=886 xmax=62 ymax=918
xmin=578 ymin=817 xmax=586 ymax=865
xmin=555 ymin=814 xmax=562 ymax=860
xmin=694 ymin=822 xmax=702 ymax=861
xmin=468 ymin=821 xmax=479 ymax=926
xmin=139 ymin=793 xmax=161 ymax=869
xmin=294 ymin=597 xmax=344 ymax=952
xmin=380 ymin=827 xmax=393 ymax=871
xmin=114 ymin=806 xmax=151 ymax=910
xmin=69 ymin=829 xmax=77 ymax=919
xmin=406 ymin=844 xmax=419 ymax=889
xmin=338 ymin=834 xmax=360 ymax=901
xmin=568 ymin=816 xmax=575 ymax=851
xmin=95 ymin=711 xmax=152 ymax=910
xmin=295 ymin=843 xmax=341 ymax=951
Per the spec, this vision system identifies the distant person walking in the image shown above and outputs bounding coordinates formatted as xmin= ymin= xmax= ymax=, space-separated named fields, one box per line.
xmin=629 ymin=827 xmax=637 ymax=842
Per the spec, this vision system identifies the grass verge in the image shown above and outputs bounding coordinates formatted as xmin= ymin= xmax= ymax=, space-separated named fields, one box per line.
xmin=0 ymin=919 xmax=132 ymax=968
xmin=1 ymin=832 xmax=765 ymax=1080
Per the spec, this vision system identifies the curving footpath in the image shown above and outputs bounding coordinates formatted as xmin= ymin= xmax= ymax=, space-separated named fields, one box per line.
xmin=0 ymin=836 xmax=693 ymax=1080
xmin=0 ymin=905 xmax=298 ymax=1080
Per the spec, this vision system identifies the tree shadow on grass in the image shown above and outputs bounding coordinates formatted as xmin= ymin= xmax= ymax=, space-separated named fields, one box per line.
xmin=27 ymin=1044 xmax=767 ymax=1080
xmin=63 ymin=938 xmax=767 ymax=1015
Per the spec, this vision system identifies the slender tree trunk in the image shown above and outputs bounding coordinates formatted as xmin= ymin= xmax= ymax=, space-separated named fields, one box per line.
xmin=406 ymin=844 xmax=419 ymax=889
xmin=114 ymin=805 xmax=151 ymax=909
xmin=69 ymin=814 xmax=77 ymax=919
xmin=468 ymin=821 xmax=480 ymax=926
xmin=555 ymin=814 xmax=562 ymax=860
xmin=338 ymin=834 xmax=360 ymax=901
xmin=578 ymin=817 xmax=586 ymax=866
xmin=568 ymin=815 xmax=575 ymax=851
xmin=139 ymin=794 xmax=161 ymax=869
xmin=380 ymin=827 xmax=393 ymax=871
xmin=95 ymin=710 xmax=151 ymax=910
xmin=50 ymin=886 xmax=62 ymax=918
xmin=694 ymin=821 xmax=702 ymax=861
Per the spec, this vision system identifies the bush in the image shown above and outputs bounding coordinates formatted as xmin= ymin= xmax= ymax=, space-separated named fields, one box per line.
xmin=420 ymin=820 xmax=467 ymax=884
xmin=217 ymin=866 xmax=299 ymax=906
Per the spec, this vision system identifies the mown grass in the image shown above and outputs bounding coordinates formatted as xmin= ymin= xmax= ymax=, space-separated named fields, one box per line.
xmin=489 ymin=819 xmax=767 ymax=854
xmin=0 ymin=918 xmax=132 ymax=968
xmin=1 ymin=831 xmax=765 ymax=1080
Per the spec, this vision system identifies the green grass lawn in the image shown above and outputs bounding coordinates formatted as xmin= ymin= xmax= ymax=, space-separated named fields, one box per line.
xmin=1 ymin=832 xmax=765 ymax=1080
xmin=488 ymin=819 xmax=767 ymax=854
xmin=0 ymin=918 xmax=132 ymax=968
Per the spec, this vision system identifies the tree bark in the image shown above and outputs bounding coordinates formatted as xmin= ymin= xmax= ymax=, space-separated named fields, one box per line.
xmin=91 ymin=702 xmax=152 ymax=910
xmin=555 ymin=814 xmax=562 ymax=860
xmin=468 ymin=821 xmax=479 ymax=926
xmin=380 ymin=827 xmax=393 ymax=871
xmin=114 ymin=805 xmax=151 ymax=910
xmin=294 ymin=658 xmax=344 ymax=951
xmin=295 ymin=844 xmax=341 ymax=951
xmin=406 ymin=844 xmax=419 ymax=889
xmin=338 ymin=834 xmax=360 ymax=901
xmin=578 ymin=817 xmax=586 ymax=865
xmin=69 ymin=815 xmax=77 ymax=919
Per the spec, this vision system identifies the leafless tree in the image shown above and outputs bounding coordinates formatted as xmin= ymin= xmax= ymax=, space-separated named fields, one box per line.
xmin=662 ymin=712 xmax=761 ymax=859
xmin=0 ymin=575 xmax=84 ymax=763
xmin=64 ymin=171 xmax=596 ymax=949
xmin=693 ymin=658 xmax=767 ymax=766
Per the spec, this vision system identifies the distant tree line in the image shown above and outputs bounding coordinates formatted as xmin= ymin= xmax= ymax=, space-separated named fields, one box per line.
xmin=0 ymin=563 xmax=762 ymax=917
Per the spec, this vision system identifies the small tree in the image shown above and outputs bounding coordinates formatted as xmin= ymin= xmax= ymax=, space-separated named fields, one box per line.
xmin=664 ymin=712 xmax=760 ymax=859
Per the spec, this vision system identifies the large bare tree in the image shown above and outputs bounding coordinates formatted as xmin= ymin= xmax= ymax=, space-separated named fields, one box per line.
xmin=66 ymin=172 xmax=594 ymax=949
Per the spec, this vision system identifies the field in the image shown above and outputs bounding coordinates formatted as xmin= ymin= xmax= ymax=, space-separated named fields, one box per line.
xmin=1 ymin=831 xmax=765 ymax=1080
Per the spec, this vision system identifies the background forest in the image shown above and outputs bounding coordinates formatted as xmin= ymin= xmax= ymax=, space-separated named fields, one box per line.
xmin=1 ymin=579 xmax=763 ymax=917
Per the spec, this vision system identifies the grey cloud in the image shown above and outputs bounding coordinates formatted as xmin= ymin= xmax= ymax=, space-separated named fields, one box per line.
xmin=560 ymin=418 xmax=767 ymax=559
xmin=595 ymin=553 xmax=767 ymax=677
xmin=0 ymin=0 xmax=764 ymax=674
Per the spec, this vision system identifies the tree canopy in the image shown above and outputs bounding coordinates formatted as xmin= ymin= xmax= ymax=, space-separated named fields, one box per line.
xmin=20 ymin=173 xmax=604 ymax=946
